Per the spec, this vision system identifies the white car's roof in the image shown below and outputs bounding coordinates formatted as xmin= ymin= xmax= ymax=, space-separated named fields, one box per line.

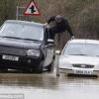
xmin=69 ymin=39 xmax=99 ymax=44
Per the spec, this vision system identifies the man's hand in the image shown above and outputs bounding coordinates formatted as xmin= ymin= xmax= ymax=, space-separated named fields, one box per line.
xmin=44 ymin=23 xmax=50 ymax=28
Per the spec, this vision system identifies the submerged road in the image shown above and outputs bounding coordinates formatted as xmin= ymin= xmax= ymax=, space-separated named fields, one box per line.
xmin=0 ymin=72 xmax=99 ymax=99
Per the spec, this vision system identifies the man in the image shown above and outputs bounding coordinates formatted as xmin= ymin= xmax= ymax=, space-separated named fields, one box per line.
xmin=46 ymin=15 xmax=74 ymax=39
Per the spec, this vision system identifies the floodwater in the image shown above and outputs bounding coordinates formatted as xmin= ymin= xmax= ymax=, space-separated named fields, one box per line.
xmin=0 ymin=71 xmax=99 ymax=99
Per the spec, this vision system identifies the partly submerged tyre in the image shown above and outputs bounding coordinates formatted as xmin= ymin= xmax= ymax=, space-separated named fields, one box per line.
xmin=0 ymin=68 xmax=8 ymax=72
xmin=37 ymin=64 xmax=43 ymax=73
xmin=47 ymin=61 xmax=54 ymax=72
xmin=33 ymin=62 xmax=43 ymax=73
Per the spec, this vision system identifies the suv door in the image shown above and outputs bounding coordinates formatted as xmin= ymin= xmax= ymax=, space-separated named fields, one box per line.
xmin=43 ymin=39 xmax=55 ymax=70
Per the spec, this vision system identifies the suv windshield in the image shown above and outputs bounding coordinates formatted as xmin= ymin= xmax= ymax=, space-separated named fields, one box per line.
xmin=63 ymin=43 xmax=99 ymax=57
xmin=0 ymin=21 xmax=44 ymax=41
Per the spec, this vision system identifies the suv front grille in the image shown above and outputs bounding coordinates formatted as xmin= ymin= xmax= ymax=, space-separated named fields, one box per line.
xmin=0 ymin=46 xmax=26 ymax=56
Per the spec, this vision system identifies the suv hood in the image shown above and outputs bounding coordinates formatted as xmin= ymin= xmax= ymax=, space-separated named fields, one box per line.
xmin=0 ymin=38 xmax=42 ymax=49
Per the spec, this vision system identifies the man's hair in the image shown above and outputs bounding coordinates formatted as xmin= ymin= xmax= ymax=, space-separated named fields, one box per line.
xmin=55 ymin=15 xmax=63 ymax=23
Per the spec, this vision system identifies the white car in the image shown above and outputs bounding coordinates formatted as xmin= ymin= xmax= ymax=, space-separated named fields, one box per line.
xmin=59 ymin=39 xmax=99 ymax=76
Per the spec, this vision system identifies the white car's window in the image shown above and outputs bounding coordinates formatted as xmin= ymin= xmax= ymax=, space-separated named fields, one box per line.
xmin=63 ymin=43 xmax=99 ymax=57
xmin=0 ymin=22 xmax=44 ymax=41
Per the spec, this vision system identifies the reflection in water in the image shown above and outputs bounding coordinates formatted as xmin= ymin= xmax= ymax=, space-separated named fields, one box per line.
xmin=0 ymin=73 xmax=99 ymax=88
xmin=0 ymin=73 xmax=99 ymax=99
xmin=59 ymin=74 xmax=99 ymax=85
xmin=0 ymin=73 xmax=59 ymax=89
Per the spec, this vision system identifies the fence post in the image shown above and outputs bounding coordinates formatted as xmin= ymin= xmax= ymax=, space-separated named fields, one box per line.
xmin=55 ymin=50 xmax=60 ymax=77
xmin=16 ymin=6 xmax=19 ymax=20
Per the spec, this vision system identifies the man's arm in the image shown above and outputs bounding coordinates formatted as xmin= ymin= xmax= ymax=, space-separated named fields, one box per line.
xmin=64 ymin=20 xmax=74 ymax=37
xmin=66 ymin=24 xmax=74 ymax=36
xmin=47 ymin=16 xmax=56 ymax=24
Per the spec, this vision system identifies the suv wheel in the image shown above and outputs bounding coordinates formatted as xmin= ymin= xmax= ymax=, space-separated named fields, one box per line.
xmin=35 ymin=62 xmax=43 ymax=73
xmin=47 ymin=61 xmax=54 ymax=72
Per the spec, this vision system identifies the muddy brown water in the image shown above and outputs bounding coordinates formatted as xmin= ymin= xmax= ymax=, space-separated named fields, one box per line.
xmin=0 ymin=71 xmax=99 ymax=99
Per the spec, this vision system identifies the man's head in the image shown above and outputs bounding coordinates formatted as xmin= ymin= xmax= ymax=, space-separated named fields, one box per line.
xmin=55 ymin=15 xmax=63 ymax=23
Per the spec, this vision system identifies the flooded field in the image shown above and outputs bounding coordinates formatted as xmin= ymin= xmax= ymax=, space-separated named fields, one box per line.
xmin=0 ymin=72 xmax=99 ymax=99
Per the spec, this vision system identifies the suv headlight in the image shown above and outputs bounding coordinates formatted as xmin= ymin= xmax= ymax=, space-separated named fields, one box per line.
xmin=27 ymin=49 xmax=40 ymax=57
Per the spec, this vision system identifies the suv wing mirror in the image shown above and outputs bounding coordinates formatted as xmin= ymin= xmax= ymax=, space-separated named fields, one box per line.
xmin=47 ymin=39 xmax=54 ymax=44
xmin=45 ymin=39 xmax=54 ymax=48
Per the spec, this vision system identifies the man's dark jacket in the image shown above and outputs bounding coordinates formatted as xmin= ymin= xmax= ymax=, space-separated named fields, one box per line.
xmin=47 ymin=16 xmax=73 ymax=39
